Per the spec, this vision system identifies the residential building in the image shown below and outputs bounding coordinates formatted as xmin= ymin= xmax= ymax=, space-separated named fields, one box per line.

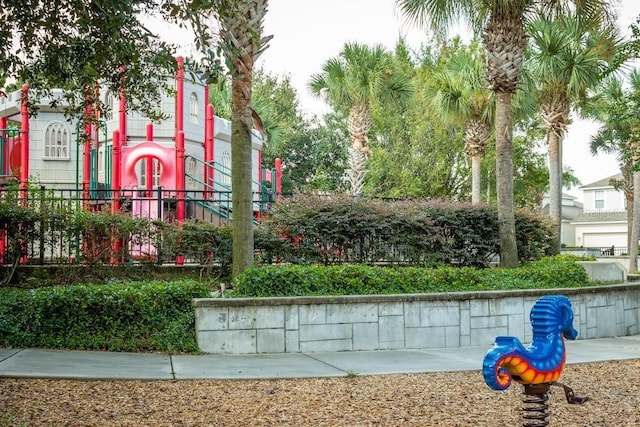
xmin=541 ymin=192 xmax=583 ymax=247
xmin=572 ymin=174 xmax=628 ymax=250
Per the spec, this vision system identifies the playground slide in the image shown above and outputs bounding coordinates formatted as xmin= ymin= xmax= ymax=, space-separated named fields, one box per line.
xmin=130 ymin=188 xmax=160 ymax=259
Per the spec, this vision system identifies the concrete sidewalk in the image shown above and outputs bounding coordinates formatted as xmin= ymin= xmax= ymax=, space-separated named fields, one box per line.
xmin=0 ymin=335 xmax=638 ymax=381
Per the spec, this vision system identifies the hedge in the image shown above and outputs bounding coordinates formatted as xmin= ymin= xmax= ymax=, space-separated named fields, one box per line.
xmin=261 ymin=194 xmax=554 ymax=267
xmin=0 ymin=280 xmax=212 ymax=352
xmin=232 ymin=256 xmax=591 ymax=297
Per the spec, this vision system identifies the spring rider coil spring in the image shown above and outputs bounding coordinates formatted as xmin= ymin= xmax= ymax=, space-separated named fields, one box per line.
xmin=482 ymin=295 xmax=588 ymax=426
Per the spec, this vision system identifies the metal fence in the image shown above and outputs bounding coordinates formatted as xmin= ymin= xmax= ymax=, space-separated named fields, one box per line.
xmin=0 ymin=187 xmax=275 ymax=266
xmin=563 ymin=246 xmax=630 ymax=257
xmin=594 ymin=246 xmax=629 ymax=257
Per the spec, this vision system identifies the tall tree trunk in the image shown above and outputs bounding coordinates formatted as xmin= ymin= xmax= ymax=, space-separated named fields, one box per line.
xmin=621 ymin=164 xmax=634 ymax=250
xmin=629 ymin=171 xmax=640 ymax=272
xmin=628 ymin=200 xmax=634 ymax=251
xmin=231 ymin=72 xmax=255 ymax=277
xmin=548 ymin=131 xmax=562 ymax=255
xmin=471 ymin=154 xmax=481 ymax=204
xmin=495 ymin=91 xmax=518 ymax=267
xmin=347 ymin=147 xmax=367 ymax=196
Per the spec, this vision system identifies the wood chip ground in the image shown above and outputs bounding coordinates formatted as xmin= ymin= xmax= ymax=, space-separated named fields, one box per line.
xmin=1 ymin=359 xmax=638 ymax=426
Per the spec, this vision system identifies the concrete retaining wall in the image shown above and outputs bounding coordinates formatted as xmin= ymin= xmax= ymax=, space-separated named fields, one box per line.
xmin=577 ymin=261 xmax=626 ymax=282
xmin=193 ymin=284 xmax=640 ymax=354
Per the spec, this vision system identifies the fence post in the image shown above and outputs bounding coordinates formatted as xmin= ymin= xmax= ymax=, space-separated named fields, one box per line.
xmin=156 ymin=186 xmax=163 ymax=265
xmin=38 ymin=185 xmax=45 ymax=265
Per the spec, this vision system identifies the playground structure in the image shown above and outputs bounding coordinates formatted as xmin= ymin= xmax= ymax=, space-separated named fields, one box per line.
xmin=0 ymin=57 xmax=282 ymax=265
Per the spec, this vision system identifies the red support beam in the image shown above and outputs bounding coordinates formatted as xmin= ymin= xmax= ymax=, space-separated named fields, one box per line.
xmin=175 ymin=130 xmax=185 ymax=266
xmin=83 ymin=101 xmax=92 ymax=203
xmin=145 ymin=123 xmax=153 ymax=194
xmin=176 ymin=57 xmax=184 ymax=135
xmin=111 ymin=129 xmax=121 ymax=265
xmin=19 ymin=84 xmax=29 ymax=202
xmin=205 ymin=104 xmax=214 ymax=198
xmin=275 ymin=157 xmax=282 ymax=199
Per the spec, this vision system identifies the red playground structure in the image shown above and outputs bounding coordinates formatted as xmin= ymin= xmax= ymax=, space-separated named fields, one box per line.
xmin=0 ymin=57 xmax=282 ymax=266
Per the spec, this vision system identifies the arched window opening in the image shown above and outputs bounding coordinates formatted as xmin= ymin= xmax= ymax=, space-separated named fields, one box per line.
xmin=189 ymin=92 xmax=199 ymax=124
xmin=221 ymin=151 xmax=231 ymax=186
xmin=44 ymin=122 xmax=70 ymax=160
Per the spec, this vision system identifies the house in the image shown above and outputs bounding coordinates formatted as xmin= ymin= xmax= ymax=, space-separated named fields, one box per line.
xmin=541 ymin=192 xmax=584 ymax=247
xmin=571 ymin=174 xmax=628 ymax=250
xmin=541 ymin=173 xmax=629 ymax=253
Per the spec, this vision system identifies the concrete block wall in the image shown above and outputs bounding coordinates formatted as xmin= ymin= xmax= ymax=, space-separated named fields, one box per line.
xmin=194 ymin=284 xmax=640 ymax=354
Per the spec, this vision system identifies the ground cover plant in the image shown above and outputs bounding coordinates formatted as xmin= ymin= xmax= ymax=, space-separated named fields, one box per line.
xmin=232 ymin=255 xmax=593 ymax=297
xmin=0 ymin=280 xmax=213 ymax=353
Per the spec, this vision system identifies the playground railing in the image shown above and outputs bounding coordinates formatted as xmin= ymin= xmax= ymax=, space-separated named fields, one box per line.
xmin=0 ymin=186 xmax=276 ymax=266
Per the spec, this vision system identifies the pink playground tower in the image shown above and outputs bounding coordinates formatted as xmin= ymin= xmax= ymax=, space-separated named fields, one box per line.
xmin=0 ymin=84 xmax=30 ymax=195
xmin=106 ymin=56 xmax=282 ymax=264
xmin=0 ymin=57 xmax=282 ymax=266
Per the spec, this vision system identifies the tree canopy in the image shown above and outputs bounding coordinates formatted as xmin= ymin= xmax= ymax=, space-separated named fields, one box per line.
xmin=1 ymin=0 xmax=177 ymax=119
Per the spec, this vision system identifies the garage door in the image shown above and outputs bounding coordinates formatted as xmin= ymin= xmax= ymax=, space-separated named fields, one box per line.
xmin=583 ymin=233 xmax=627 ymax=248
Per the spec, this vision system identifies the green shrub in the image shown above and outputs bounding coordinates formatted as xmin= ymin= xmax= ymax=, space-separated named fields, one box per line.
xmin=260 ymin=194 xmax=553 ymax=267
xmin=161 ymin=220 xmax=233 ymax=276
xmin=0 ymin=280 xmax=212 ymax=352
xmin=232 ymin=256 xmax=591 ymax=297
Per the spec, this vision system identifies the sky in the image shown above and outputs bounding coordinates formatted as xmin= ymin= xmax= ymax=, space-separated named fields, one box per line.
xmin=163 ymin=0 xmax=640 ymax=201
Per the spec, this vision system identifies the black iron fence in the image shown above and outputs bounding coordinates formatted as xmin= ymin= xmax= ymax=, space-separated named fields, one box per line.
xmin=563 ymin=246 xmax=630 ymax=257
xmin=594 ymin=246 xmax=629 ymax=256
xmin=0 ymin=187 xmax=275 ymax=266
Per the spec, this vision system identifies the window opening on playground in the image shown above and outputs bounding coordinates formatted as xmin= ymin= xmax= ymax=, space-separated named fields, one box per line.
xmin=190 ymin=92 xmax=198 ymax=124
xmin=104 ymin=93 xmax=113 ymax=115
xmin=221 ymin=151 xmax=231 ymax=185
xmin=186 ymin=157 xmax=198 ymax=190
xmin=154 ymin=161 xmax=162 ymax=187
xmin=44 ymin=122 xmax=70 ymax=160
xmin=137 ymin=159 xmax=163 ymax=190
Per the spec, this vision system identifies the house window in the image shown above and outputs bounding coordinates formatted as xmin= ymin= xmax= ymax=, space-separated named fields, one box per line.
xmin=189 ymin=92 xmax=198 ymax=124
xmin=221 ymin=151 xmax=231 ymax=185
xmin=595 ymin=190 xmax=605 ymax=210
xmin=43 ymin=122 xmax=70 ymax=160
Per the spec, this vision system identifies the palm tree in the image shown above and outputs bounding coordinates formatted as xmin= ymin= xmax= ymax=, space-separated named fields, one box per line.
xmin=527 ymin=15 xmax=624 ymax=254
xmin=309 ymin=42 xmax=413 ymax=195
xmin=208 ymin=75 xmax=233 ymax=120
xmin=396 ymin=0 xmax=614 ymax=267
xmin=196 ymin=0 xmax=272 ymax=277
xmin=587 ymin=71 xmax=640 ymax=271
xmin=426 ymin=40 xmax=493 ymax=204
xmin=207 ymin=72 xmax=285 ymax=147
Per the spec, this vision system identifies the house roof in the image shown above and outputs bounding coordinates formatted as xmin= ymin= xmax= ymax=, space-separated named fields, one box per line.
xmin=540 ymin=193 xmax=584 ymax=220
xmin=580 ymin=173 xmax=623 ymax=190
xmin=571 ymin=210 xmax=627 ymax=223
xmin=541 ymin=203 xmax=584 ymax=221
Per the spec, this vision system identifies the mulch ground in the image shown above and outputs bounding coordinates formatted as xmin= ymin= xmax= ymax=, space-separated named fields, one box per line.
xmin=1 ymin=359 xmax=638 ymax=426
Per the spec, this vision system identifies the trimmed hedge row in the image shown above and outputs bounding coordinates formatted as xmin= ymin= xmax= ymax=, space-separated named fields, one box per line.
xmin=261 ymin=194 xmax=554 ymax=267
xmin=0 ymin=280 xmax=212 ymax=352
xmin=232 ymin=256 xmax=591 ymax=297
